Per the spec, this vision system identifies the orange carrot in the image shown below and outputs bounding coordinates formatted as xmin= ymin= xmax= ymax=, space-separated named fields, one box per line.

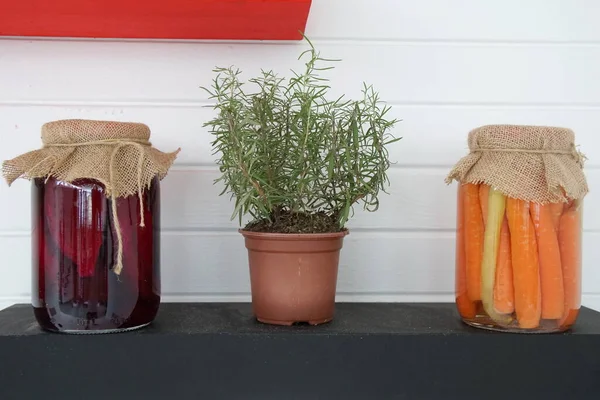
xmin=549 ymin=202 xmax=564 ymax=230
xmin=530 ymin=203 xmax=564 ymax=319
xmin=561 ymin=309 xmax=580 ymax=328
xmin=558 ymin=207 xmax=582 ymax=327
xmin=456 ymin=184 xmax=477 ymax=318
xmin=464 ymin=183 xmax=484 ymax=301
xmin=494 ymin=216 xmax=514 ymax=314
xmin=506 ymin=198 xmax=541 ymax=329
xmin=479 ymin=184 xmax=490 ymax=226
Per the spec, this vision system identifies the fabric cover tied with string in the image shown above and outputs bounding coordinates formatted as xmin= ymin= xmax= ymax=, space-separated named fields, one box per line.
xmin=445 ymin=124 xmax=588 ymax=203
xmin=2 ymin=119 xmax=180 ymax=274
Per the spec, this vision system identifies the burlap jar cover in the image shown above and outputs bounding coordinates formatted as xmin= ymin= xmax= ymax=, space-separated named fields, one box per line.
xmin=446 ymin=125 xmax=588 ymax=203
xmin=2 ymin=119 xmax=180 ymax=274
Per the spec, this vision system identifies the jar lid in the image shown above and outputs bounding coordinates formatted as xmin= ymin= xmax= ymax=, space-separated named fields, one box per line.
xmin=446 ymin=124 xmax=588 ymax=203
xmin=2 ymin=119 xmax=180 ymax=199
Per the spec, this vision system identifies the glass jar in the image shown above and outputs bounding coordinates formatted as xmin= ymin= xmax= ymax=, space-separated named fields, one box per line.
xmin=455 ymin=183 xmax=582 ymax=333
xmin=3 ymin=119 xmax=178 ymax=333
xmin=447 ymin=125 xmax=587 ymax=333
xmin=31 ymin=177 xmax=161 ymax=333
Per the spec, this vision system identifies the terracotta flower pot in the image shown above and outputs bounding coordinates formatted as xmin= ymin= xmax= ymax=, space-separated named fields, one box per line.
xmin=240 ymin=230 xmax=348 ymax=326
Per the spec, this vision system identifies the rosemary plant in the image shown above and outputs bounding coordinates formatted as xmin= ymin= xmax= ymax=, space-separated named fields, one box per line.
xmin=202 ymin=38 xmax=400 ymax=233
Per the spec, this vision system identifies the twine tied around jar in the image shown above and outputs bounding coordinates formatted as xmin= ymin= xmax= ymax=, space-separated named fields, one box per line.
xmin=469 ymin=140 xmax=587 ymax=168
xmin=2 ymin=119 xmax=180 ymax=275
xmin=43 ymin=138 xmax=152 ymax=275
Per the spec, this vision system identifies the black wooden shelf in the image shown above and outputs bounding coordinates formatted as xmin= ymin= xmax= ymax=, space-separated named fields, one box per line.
xmin=1 ymin=303 xmax=600 ymax=399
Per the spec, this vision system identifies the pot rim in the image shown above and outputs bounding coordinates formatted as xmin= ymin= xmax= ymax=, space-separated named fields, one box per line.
xmin=239 ymin=229 xmax=349 ymax=241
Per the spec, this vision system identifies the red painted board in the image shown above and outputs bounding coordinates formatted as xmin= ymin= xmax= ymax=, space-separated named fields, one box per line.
xmin=0 ymin=0 xmax=312 ymax=40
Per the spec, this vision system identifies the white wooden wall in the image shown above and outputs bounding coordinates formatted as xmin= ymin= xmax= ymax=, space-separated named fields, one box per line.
xmin=1 ymin=0 xmax=599 ymax=311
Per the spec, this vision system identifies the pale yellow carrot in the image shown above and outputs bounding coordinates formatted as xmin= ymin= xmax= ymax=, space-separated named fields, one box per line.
xmin=481 ymin=188 xmax=512 ymax=324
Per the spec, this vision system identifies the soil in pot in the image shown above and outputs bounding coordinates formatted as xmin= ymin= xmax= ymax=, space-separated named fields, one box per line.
xmin=244 ymin=210 xmax=343 ymax=234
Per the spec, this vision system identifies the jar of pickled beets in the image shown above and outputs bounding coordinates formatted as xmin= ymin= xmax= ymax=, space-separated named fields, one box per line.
xmin=446 ymin=125 xmax=587 ymax=333
xmin=2 ymin=119 xmax=179 ymax=333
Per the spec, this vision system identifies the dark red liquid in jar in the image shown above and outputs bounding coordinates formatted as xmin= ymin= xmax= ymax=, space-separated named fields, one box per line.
xmin=31 ymin=177 xmax=161 ymax=333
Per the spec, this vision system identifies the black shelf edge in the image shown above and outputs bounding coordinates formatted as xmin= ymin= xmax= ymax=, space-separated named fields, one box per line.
xmin=1 ymin=302 xmax=600 ymax=400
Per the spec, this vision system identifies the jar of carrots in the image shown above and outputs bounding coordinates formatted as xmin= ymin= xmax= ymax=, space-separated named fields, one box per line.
xmin=446 ymin=125 xmax=588 ymax=332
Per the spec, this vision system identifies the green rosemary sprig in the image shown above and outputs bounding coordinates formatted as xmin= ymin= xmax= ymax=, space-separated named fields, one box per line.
xmin=202 ymin=37 xmax=401 ymax=229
